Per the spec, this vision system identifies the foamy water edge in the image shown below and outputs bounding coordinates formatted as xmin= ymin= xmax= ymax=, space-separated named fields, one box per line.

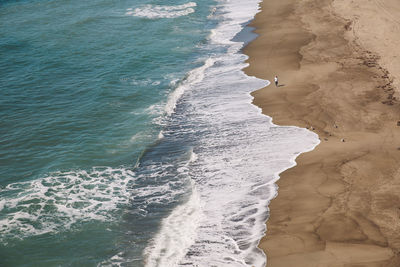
xmin=141 ymin=0 xmax=320 ymax=266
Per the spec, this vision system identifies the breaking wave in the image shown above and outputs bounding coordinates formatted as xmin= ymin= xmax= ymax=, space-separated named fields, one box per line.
xmin=126 ymin=2 xmax=197 ymax=19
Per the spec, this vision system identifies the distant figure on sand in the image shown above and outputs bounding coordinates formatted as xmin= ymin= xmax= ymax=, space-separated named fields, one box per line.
xmin=274 ymin=75 xmax=278 ymax=87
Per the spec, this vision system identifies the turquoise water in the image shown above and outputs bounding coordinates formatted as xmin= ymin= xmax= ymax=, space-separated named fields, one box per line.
xmin=1 ymin=0 xmax=215 ymax=265
xmin=0 ymin=0 xmax=212 ymax=181
xmin=0 ymin=0 xmax=320 ymax=266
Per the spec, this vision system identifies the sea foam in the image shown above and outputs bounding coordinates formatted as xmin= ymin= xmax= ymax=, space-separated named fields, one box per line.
xmin=141 ymin=0 xmax=320 ymax=266
xmin=164 ymin=58 xmax=214 ymax=115
xmin=126 ymin=2 xmax=197 ymax=19
xmin=0 ymin=167 xmax=136 ymax=240
xmin=144 ymin=186 xmax=202 ymax=267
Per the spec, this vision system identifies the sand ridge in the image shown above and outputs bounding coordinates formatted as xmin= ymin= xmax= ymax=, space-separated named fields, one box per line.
xmin=244 ymin=0 xmax=400 ymax=266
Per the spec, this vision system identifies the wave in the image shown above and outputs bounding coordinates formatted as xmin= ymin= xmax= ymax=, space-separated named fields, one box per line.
xmin=0 ymin=167 xmax=135 ymax=241
xmin=141 ymin=0 xmax=320 ymax=266
xmin=144 ymin=185 xmax=202 ymax=267
xmin=164 ymin=58 xmax=214 ymax=115
xmin=126 ymin=2 xmax=197 ymax=19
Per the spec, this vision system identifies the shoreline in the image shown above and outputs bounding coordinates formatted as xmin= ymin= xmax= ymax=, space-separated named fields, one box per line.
xmin=244 ymin=0 xmax=400 ymax=266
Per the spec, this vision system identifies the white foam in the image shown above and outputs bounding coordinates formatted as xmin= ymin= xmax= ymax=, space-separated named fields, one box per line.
xmin=98 ymin=252 xmax=125 ymax=267
xmin=158 ymin=130 xmax=164 ymax=139
xmin=208 ymin=29 xmax=217 ymax=40
xmin=0 ymin=199 xmax=5 ymax=212
xmin=0 ymin=167 xmax=136 ymax=240
xmin=144 ymin=186 xmax=202 ymax=267
xmin=189 ymin=151 xmax=198 ymax=163
xmin=142 ymin=0 xmax=320 ymax=265
xmin=164 ymin=58 xmax=214 ymax=115
xmin=125 ymin=78 xmax=161 ymax=86
xmin=126 ymin=2 xmax=197 ymax=19
xmin=169 ymin=78 xmax=179 ymax=87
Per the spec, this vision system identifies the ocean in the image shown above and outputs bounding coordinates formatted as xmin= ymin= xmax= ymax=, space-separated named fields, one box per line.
xmin=0 ymin=0 xmax=319 ymax=266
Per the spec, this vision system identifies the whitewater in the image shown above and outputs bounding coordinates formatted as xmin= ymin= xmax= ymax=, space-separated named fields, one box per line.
xmin=0 ymin=0 xmax=319 ymax=266
xmin=140 ymin=0 xmax=320 ymax=266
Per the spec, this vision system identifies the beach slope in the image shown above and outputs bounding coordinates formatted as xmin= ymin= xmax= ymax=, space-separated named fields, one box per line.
xmin=244 ymin=0 xmax=400 ymax=266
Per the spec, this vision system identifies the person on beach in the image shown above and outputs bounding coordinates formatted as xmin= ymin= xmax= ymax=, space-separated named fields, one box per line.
xmin=274 ymin=75 xmax=278 ymax=87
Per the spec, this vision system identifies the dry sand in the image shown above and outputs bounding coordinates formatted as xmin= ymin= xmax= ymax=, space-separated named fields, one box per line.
xmin=243 ymin=0 xmax=400 ymax=266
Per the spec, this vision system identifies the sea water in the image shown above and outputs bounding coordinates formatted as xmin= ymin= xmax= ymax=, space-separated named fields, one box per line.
xmin=0 ymin=0 xmax=319 ymax=266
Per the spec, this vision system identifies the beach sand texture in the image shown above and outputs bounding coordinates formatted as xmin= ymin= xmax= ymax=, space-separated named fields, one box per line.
xmin=244 ymin=0 xmax=400 ymax=266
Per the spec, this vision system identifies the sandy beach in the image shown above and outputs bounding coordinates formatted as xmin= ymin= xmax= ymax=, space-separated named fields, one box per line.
xmin=244 ymin=0 xmax=400 ymax=266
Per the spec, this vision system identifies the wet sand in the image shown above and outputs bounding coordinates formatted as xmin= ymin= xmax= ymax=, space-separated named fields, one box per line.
xmin=244 ymin=0 xmax=400 ymax=266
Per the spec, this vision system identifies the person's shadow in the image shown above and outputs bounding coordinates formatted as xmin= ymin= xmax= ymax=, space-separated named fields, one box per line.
xmin=278 ymin=84 xmax=285 ymax=87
